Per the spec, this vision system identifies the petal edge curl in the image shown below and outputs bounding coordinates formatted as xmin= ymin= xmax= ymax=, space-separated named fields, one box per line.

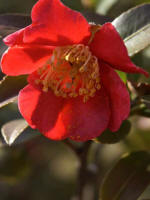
xmin=24 ymin=0 xmax=91 ymax=46
xmin=90 ymin=23 xmax=149 ymax=77
xmin=100 ymin=62 xmax=130 ymax=132
xmin=18 ymin=84 xmax=68 ymax=140
xmin=1 ymin=45 xmax=54 ymax=76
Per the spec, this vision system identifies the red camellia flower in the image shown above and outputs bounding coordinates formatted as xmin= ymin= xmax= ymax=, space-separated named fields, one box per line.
xmin=1 ymin=0 xmax=149 ymax=141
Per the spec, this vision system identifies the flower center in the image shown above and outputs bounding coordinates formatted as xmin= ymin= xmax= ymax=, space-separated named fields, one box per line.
xmin=36 ymin=44 xmax=100 ymax=103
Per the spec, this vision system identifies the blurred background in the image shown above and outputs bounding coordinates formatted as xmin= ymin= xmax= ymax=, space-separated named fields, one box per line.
xmin=0 ymin=0 xmax=150 ymax=199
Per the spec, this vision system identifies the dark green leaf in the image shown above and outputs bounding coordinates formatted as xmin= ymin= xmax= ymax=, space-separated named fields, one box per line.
xmin=14 ymin=127 xmax=40 ymax=145
xmin=1 ymin=119 xmax=40 ymax=145
xmin=0 ymin=96 xmax=18 ymax=109
xmin=0 ymin=75 xmax=27 ymax=108
xmin=112 ymin=4 xmax=150 ymax=56
xmin=124 ymin=24 xmax=150 ymax=57
xmin=117 ymin=170 xmax=150 ymax=200
xmin=141 ymin=95 xmax=150 ymax=109
xmin=112 ymin=4 xmax=150 ymax=39
xmin=96 ymin=120 xmax=131 ymax=144
xmin=1 ymin=119 xmax=28 ymax=145
xmin=131 ymin=82 xmax=150 ymax=97
xmin=138 ymin=108 xmax=150 ymax=118
xmin=0 ymin=148 xmax=32 ymax=184
xmin=101 ymin=151 xmax=150 ymax=200
xmin=131 ymin=102 xmax=150 ymax=117
xmin=0 ymin=14 xmax=31 ymax=37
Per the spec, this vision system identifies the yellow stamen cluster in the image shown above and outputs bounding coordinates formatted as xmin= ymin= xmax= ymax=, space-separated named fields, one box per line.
xmin=35 ymin=44 xmax=101 ymax=103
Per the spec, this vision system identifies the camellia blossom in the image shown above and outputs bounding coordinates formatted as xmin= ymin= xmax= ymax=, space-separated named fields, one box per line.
xmin=1 ymin=0 xmax=149 ymax=141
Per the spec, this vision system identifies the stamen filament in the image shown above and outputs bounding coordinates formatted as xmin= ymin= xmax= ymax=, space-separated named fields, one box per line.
xmin=35 ymin=43 xmax=101 ymax=103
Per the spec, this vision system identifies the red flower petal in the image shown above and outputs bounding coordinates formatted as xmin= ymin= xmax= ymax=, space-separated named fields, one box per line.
xmin=18 ymin=84 xmax=68 ymax=140
xmin=19 ymin=83 xmax=110 ymax=141
xmin=100 ymin=62 xmax=130 ymax=132
xmin=65 ymin=88 xmax=110 ymax=141
xmin=28 ymin=72 xmax=110 ymax=141
xmin=1 ymin=45 xmax=54 ymax=75
xmin=3 ymin=28 xmax=25 ymax=46
xmin=24 ymin=0 xmax=90 ymax=46
xmin=90 ymin=23 xmax=149 ymax=77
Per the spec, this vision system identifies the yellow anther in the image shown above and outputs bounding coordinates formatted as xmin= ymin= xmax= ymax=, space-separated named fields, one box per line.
xmin=79 ymin=66 xmax=85 ymax=73
xmin=83 ymin=96 xmax=89 ymax=103
xmin=35 ymin=79 xmax=41 ymax=84
xmin=91 ymin=88 xmax=96 ymax=93
xmin=96 ymin=77 xmax=100 ymax=83
xmin=96 ymin=84 xmax=101 ymax=90
xmin=35 ymin=43 xmax=101 ymax=103
xmin=86 ymin=80 xmax=93 ymax=88
xmin=89 ymin=93 xmax=95 ymax=97
xmin=65 ymin=54 xmax=70 ymax=61
xmin=91 ymin=72 xmax=97 ymax=79
xmin=62 ymin=93 xmax=67 ymax=98
xmin=79 ymin=88 xmax=85 ymax=95
xmin=43 ymin=87 xmax=48 ymax=92
xmin=69 ymin=93 xmax=74 ymax=97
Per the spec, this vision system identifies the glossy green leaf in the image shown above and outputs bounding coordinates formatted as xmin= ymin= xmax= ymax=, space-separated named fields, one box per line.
xmin=1 ymin=119 xmax=40 ymax=145
xmin=0 ymin=14 xmax=31 ymax=37
xmin=14 ymin=127 xmax=40 ymax=145
xmin=96 ymin=120 xmax=131 ymax=144
xmin=0 ymin=96 xmax=18 ymax=109
xmin=1 ymin=119 xmax=28 ymax=145
xmin=0 ymin=75 xmax=27 ymax=108
xmin=101 ymin=151 xmax=150 ymax=200
xmin=112 ymin=4 xmax=150 ymax=56
xmin=112 ymin=4 xmax=150 ymax=39
xmin=124 ymin=24 xmax=150 ymax=56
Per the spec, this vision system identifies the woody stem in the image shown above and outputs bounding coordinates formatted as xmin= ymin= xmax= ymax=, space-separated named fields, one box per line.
xmin=77 ymin=141 xmax=92 ymax=200
xmin=63 ymin=140 xmax=92 ymax=200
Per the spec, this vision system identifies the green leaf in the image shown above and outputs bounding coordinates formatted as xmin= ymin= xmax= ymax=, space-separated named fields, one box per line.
xmin=0 ymin=75 xmax=27 ymax=108
xmin=14 ymin=127 xmax=40 ymax=145
xmin=1 ymin=119 xmax=28 ymax=145
xmin=0 ymin=96 xmax=18 ymax=109
xmin=138 ymin=108 xmax=150 ymax=118
xmin=96 ymin=120 xmax=131 ymax=144
xmin=100 ymin=151 xmax=150 ymax=200
xmin=141 ymin=95 xmax=150 ymax=109
xmin=131 ymin=102 xmax=150 ymax=117
xmin=112 ymin=4 xmax=150 ymax=56
xmin=131 ymin=82 xmax=150 ymax=97
xmin=0 ymin=148 xmax=32 ymax=184
xmin=116 ymin=70 xmax=127 ymax=83
xmin=124 ymin=24 xmax=150 ymax=57
xmin=1 ymin=119 xmax=40 ymax=145
xmin=112 ymin=4 xmax=150 ymax=39
xmin=0 ymin=14 xmax=31 ymax=37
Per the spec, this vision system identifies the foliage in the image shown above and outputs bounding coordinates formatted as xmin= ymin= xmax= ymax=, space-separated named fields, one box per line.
xmin=0 ymin=0 xmax=150 ymax=200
